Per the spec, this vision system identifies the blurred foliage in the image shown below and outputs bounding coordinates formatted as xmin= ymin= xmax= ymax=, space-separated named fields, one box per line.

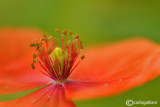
xmin=0 ymin=0 xmax=160 ymax=107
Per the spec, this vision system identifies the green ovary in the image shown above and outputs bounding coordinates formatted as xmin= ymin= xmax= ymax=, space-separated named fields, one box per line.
xmin=50 ymin=47 xmax=68 ymax=73
xmin=50 ymin=47 xmax=68 ymax=63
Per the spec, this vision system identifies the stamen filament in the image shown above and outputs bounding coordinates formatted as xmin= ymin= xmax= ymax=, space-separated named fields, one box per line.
xmin=30 ymin=29 xmax=85 ymax=83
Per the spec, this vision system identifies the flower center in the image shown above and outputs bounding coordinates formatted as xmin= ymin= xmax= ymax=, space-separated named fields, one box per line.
xmin=30 ymin=29 xmax=85 ymax=83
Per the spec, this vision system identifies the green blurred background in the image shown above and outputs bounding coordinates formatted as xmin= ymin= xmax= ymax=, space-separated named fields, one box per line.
xmin=0 ymin=0 xmax=160 ymax=106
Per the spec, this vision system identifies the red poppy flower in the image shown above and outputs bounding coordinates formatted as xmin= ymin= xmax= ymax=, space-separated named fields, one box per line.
xmin=0 ymin=28 xmax=160 ymax=107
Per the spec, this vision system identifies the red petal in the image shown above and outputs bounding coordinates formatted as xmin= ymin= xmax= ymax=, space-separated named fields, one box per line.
xmin=0 ymin=27 xmax=42 ymax=66
xmin=0 ymin=28 xmax=52 ymax=94
xmin=0 ymin=84 xmax=76 ymax=107
xmin=67 ymin=38 xmax=160 ymax=100
xmin=0 ymin=58 xmax=53 ymax=94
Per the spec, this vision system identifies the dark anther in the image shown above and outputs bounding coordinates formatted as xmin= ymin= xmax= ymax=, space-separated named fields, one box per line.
xmin=62 ymin=29 xmax=67 ymax=36
xmin=35 ymin=43 xmax=40 ymax=49
xmin=33 ymin=59 xmax=38 ymax=63
xmin=41 ymin=38 xmax=45 ymax=41
xmin=30 ymin=43 xmax=36 ymax=47
xmin=30 ymin=63 xmax=35 ymax=69
xmin=74 ymin=34 xmax=79 ymax=39
xmin=33 ymin=53 xmax=37 ymax=58
xmin=81 ymin=55 xmax=85 ymax=60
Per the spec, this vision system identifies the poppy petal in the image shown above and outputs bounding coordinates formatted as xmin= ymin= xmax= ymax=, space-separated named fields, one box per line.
xmin=0 ymin=27 xmax=42 ymax=66
xmin=67 ymin=38 xmax=160 ymax=99
xmin=70 ymin=38 xmax=159 ymax=80
xmin=0 ymin=28 xmax=52 ymax=94
xmin=0 ymin=59 xmax=53 ymax=94
xmin=0 ymin=83 xmax=76 ymax=107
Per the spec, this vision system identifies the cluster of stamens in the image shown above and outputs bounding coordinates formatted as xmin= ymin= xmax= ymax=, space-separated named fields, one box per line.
xmin=30 ymin=29 xmax=85 ymax=83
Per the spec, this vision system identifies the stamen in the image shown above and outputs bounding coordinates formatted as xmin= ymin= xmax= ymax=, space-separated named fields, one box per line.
xmin=81 ymin=55 xmax=85 ymax=60
xmin=33 ymin=53 xmax=37 ymax=59
xmin=62 ymin=29 xmax=67 ymax=36
xmin=69 ymin=30 xmax=73 ymax=36
xmin=55 ymin=28 xmax=61 ymax=33
xmin=30 ymin=29 xmax=84 ymax=82
xmin=33 ymin=59 xmax=38 ymax=63
xmin=30 ymin=63 xmax=35 ymax=69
